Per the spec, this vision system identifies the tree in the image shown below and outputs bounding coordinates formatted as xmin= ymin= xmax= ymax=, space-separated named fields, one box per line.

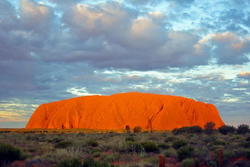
xmin=237 ymin=124 xmax=249 ymax=134
xmin=204 ymin=122 xmax=216 ymax=134
xmin=218 ymin=125 xmax=236 ymax=135
xmin=133 ymin=126 xmax=142 ymax=133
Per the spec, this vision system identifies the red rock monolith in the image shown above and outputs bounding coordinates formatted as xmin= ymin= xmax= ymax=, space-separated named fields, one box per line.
xmin=26 ymin=92 xmax=225 ymax=130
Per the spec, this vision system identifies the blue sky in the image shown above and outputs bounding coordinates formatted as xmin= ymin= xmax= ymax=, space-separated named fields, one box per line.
xmin=0 ymin=0 xmax=249 ymax=128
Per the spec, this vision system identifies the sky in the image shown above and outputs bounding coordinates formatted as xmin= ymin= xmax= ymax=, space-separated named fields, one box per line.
xmin=0 ymin=0 xmax=249 ymax=128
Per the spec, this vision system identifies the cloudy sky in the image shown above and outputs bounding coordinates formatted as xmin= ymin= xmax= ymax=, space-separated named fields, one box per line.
xmin=0 ymin=0 xmax=249 ymax=128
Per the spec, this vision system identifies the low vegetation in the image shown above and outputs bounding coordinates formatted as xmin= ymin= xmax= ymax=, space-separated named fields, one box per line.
xmin=0 ymin=123 xmax=249 ymax=167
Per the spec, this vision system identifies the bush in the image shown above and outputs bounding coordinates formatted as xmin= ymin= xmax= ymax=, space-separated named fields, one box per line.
xmin=54 ymin=141 xmax=73 ymax=149
xmin=165 ymin=136 xmax=177 ymax=143
xmin=87 ymin=140 xmax=99 ymax=147
xmin=125 ymin=125 xmax=130 ymax=131
xmin=204 ymin=122 xmax=216 ymax=134
xmin=119 ymin=141 xmax=144 ymax=153
xmin=104 ymin=153 xmax=119 ymax=163
xmin=172 ymin=126 xmax=202 ymax=135
xmin=246 ymin=136 xmax=250 ymax=141
xmin=163 ymin=148 xmax=178 ymax=159
xmin=83 ymin=158 xmax=114 ymax=167
xmin=133 ymin=126 xmax=142 ymax=133
xmin=232 ymin=159 xmax=250 ymax=167
xmin=57 ymin=158 xmax=82 ymax=167
xmin=181 ymin=158 xmax=195 ymax=167
xmin=158 ymin=143 xmax=170 ymax=149
xmin=177 ymin=146 xmax=194 ymax=161
xmin=172 ymin=140 xmax=188 ymax=149
xmin=213 ymin=140 xmax=226 ymax=145
xmin=125 ymin=136 xmax=135 ymax=142
xmin=141 ymin=141 xmax=159 ymax=153
xmin=0 ymin=143 xmax=21 ymax=165
xmin=218 ymin=125 xmax=236 ymax=135
xmin=240 ymin=141 xmax=250 ymax=148
xmin=237 ymin=124 xmax=249 ymax=134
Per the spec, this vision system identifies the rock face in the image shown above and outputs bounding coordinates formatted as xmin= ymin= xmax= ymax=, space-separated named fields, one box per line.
xmin=26 ymin=92 xmax=225 ymax=130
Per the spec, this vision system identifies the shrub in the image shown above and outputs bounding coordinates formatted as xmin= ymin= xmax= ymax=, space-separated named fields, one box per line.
xmin=93 ymin=152 xmax=102 ymax=158
xmin=172 ymin=128 xmax=179 ymax=135
xmin=213 ymin=140 xmax=226 ymax=145
xmin=104 ymin=153 xmax=119 ymax=163
xmin=172 ymin=126 xmax=202 ymax=135
xmin=237 ymin=124 xmax=249 ymax=134
xmin=133 ymin=126 xmax=142 ymax=133
xmin=125 ymin=125 xmax=130 ymax=131
xmin=172 ymin=140 xmax=188 ymax=149
xmin=218 ymin=125 xmax=236 ymax=135
xmin=189 ymin=126 xmax=203 ymax=134
xmin=177 ymin=146 xmax=194 ymax=161
xmin=91 ymin=148 xmax=102 ymax=154
xmin=57 ymin=158 xmax=82 ymax=167
xmin=246 ymin=136 xmax=250 ymax=141
xmin=87 ymin=140 xmax=99 ymax=147
xmin=0 ymin=143 xmax=21 ymax=165
xmin=54 ymin=141 xmax=73 ymax=149
xmin=83 ymin=158 xmax=114 ymax=167
xmin=165 ymin=136 xmax=177 ymax=143
xmin=232 ymin=159 xmax=250 ymax=167
xmin=163 ymin=148 xmax=178 ymax=159
xmin=119 ymin=141 xmax=144 ymax=153
xmin=158 ymin=143 xmax=170 ymax=149
xmin=181 ymin=158 xmax=195 ymax=167
xmin=204 ymin=122 xmax=216 ymax=134
xmin=125 ymin=136 xmax=135 ymax=142
xmin=240 ymin=141 xmax=250 ymax=148
xmin=141 ymin=141 xmax=159 ymax=153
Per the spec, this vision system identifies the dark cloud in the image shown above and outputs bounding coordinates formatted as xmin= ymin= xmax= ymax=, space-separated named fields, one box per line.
xmin=237 ymin=72 xmax=250 ymax=80
xmin=0 ymin=0 xmax=250 ymax=127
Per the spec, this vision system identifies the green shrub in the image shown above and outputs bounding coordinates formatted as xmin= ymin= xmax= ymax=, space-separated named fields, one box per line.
xmin=232 ymin=159 xmax=250 ymax=167
xmin=218 ymin=125 xmax=236 ymax=135
xmin=181 ymin=158 xmax=195 ymax=167
xmin=119 ymin=141 xmax=144 ymax=153
xmin=144 ymin=156 xmax=158 ymax=165
xmin=204 ymin=122 xmax=216 ymax=134
xmin=104 ymin=153 xmax=119 ymax=163
xmin=0 ymin=143 xmax=21 ymax=165
xmin=172 ymin=140 xmax=188 ymax=149
xmin=91 ymin=148 xmax=102 ymax=154
xmin=87 ymin=140 xmax=99 ymax=147
xmin=164 ymin=136 xmax=177 ymax=143
xmin=237 ymin=124 xmax=249 ymax=134
xmin=83 ymin=158 xmax=114 ymax=167
xmin=163 ymin=148 xmax=178 ymax=158
xmin=213 ymin=140 xmax=226 ymax=145
xmin=177 ymin=146 xmax=194 ymax=161
xmin=54 ymin=141 xmax=73 ymax=149
xmin=57 ymin=158 xmax=82 ymax=167
xmin=246 ymin=136 xmax=250 ymax=141
xmin=48 ymin=137 xmax=63 ymax=143
xmin=158 ymin=143 xmax=170 ymax=149
xmin=93 ymin=152 xmax=102 ymax=158
xmin=240 ymin=141 xmax=250 ymax=148
xmin=125 ymin=136 xmax=135 ymax=142
xmin=133 ymin=126 xmax=142 ymax=133
xmin=141 ymin=141 xmax=159 ymax=153
xmin=172 ymin=126 xmax=202 ymax=135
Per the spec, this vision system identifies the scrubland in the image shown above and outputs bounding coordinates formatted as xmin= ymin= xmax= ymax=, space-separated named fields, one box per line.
xmin=0 ymin=123 xmax=249 ymax=167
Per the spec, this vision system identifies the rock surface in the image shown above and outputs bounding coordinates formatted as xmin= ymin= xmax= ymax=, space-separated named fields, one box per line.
xmin=26 ymin=92 xmax=225 ymax=130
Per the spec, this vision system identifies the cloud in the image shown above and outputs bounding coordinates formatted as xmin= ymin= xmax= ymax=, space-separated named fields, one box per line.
xmin=237 ymin=72 xmax=250 ymax=80
xmin=20 ymin=0 xmax=54 ymax=35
